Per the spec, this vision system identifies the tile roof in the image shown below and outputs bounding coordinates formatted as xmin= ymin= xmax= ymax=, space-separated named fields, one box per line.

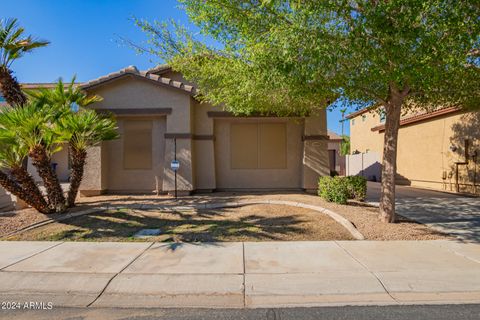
xmin=371 ymin=106 xmax=461 ymax=132
xmin=80 ymin=65 xmax=196 ymax=95
xmin=328 ymin=130 xmax=343 ymax=140
xmin=145 ymin=64 xmax=172 ymax=75
xmin=345 ymin=107 xmax=377 ymax=119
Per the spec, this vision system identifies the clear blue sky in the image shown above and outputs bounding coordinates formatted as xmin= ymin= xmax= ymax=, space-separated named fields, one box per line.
xmin=3 ymin=0 xmax=353 ymax=135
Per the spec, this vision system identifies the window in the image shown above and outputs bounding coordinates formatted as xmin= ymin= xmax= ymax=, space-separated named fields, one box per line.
xmin=230 ymin=123 xmax=287 ymax=169
xmin=379 ymin=109 xmax=386 ymax=123
xmin=123 ymin=120 xmax=152 ymax=169
xmin=351 ymin=119 xmax=355 ymax=125
xmin=362 ymin=114 xmax=367 ymax=122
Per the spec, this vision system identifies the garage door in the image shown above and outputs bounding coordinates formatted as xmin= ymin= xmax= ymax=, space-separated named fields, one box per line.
xmin=214 ymin=119 xmax=303 ymax=189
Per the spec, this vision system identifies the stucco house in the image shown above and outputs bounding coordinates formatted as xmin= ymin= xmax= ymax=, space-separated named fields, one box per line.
xmin=1 ymin=65 xmax=328 ymax=203
xmin=346 ymin=106 xmax=480 ymax=194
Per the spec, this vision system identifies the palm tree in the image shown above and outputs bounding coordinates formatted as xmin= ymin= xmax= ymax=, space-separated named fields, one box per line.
xmin=0 ymin=18 xmax=49 ymax=107
xmin=55 ymin=109 xmax=118 ymax=207
xmin=30 ymin=79 xmax=118 ymax=207
xmin=0 ymin=102 xmax=66 ymax=212
xmin=0 ymin=109 xmax=51 ymax=213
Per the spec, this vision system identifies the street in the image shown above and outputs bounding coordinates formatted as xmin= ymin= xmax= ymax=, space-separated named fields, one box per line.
xmin=2 ymin=305 xmax=480 ymax=320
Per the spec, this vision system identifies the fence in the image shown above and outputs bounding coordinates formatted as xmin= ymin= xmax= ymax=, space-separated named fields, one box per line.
xmin=346 ymin=152 xmax=382 ymax=181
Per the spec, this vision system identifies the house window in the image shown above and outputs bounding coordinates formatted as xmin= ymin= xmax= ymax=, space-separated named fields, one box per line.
xmin=230 ymin=123 xmax=287 ymax=169
xmin=351 ymin=119 xmax=355 ymax=125
xmin=362 ymin=114 xmax=367 ymax=122
xmin=123 ymin=120 xmax=152 ymax=169
xmin=379 ymin=109 xmax=386 ymax=123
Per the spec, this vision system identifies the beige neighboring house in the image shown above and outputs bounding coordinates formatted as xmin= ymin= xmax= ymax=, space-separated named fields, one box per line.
xmin=327 ymin=131 xmax=346 ymax=175
xmin=347 ymin=106 xmax=480 ymax=194
xmin=0 ymin=65 xmax=330 ymax=208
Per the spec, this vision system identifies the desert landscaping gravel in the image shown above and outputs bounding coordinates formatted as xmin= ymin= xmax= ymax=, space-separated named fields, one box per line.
xmin=1 ymin=192 xmax=450 ymax=241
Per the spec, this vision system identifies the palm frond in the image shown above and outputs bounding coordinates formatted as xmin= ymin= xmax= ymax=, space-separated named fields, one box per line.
xmin=0 ymin=18 xmax=49 ymax=67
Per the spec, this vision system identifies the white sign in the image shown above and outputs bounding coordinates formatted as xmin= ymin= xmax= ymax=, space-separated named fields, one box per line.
xmin=171 ymin=160 xmax=180 ymax=171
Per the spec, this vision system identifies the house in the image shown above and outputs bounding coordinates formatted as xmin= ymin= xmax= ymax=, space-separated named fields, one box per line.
xmin=0 ymin=65 xmax=327 ymax=200
xmin=346 ymin=106 xmax=480 ymax=194
xmin=327 ymin=131 xmax=346 ymax=175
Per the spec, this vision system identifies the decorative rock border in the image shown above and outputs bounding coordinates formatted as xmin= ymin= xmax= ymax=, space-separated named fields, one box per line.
xmin=1 ymin=200 xmax=364 ymax=240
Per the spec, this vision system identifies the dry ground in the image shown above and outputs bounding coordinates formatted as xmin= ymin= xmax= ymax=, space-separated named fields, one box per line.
xmin=6 ymin=204 xmax=354 ymax=242
xmin=1 ymin=192 xmax=451 ymax=241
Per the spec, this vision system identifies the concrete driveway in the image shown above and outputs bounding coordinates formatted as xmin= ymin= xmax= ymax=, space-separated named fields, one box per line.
xmin=366 ymin=182 xmax=480 ymax=242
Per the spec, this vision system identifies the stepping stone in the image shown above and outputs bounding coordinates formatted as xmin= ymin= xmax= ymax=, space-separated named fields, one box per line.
xmin=133 ymin=229 xmax=162 ymax=238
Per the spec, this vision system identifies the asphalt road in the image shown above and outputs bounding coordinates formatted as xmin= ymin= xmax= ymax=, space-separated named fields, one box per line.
xmin=2 ymin=304 xmax=480 ymax=320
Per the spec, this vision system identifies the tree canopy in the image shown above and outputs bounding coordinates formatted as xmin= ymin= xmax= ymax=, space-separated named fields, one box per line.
xmin=135 ymin=0 xmax=480 ymax=222
xmin=135 ymin=0 xmax=479 ymax=114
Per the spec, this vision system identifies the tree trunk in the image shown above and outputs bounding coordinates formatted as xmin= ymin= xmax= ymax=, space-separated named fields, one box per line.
xmin=0 ymin=66 xmax=27 ymax=107
xmin=10 ymin=166 xmax=51 ymax=214
xmin=66 ymin=147 xmax=87 ymax=208
xmin=379 ymin=85 xmax=407 ymax=223
xmin=0 ymin=170 xmax=51 ymax=214
xmin=29 ymin=145 xmax=66 ymax=213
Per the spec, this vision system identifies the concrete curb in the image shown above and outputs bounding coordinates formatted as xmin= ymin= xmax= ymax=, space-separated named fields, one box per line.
xmin=2 ymin=201 xmax=364 ymax=240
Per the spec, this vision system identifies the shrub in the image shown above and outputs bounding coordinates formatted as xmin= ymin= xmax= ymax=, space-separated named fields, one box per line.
xmin=318 ymin=175 xmax=367 ymax=204
xmin=318 ymin=176 xmax=349 ymax=204
xmin=346 ymin=176 xmax=367 ymax=201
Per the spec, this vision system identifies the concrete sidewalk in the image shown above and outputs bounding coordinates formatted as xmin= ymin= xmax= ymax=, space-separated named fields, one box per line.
xmin=1 ymin=240 xmax=480 ymax=308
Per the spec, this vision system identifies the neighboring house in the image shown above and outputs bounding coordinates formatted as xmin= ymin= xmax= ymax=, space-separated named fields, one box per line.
xmin=0 ymin=65 xmax=329 ymax=204
xmin=347 ymin=106 xmax=480 ymax=194
xmin=327 ymin=131 xmax=346 ymax=175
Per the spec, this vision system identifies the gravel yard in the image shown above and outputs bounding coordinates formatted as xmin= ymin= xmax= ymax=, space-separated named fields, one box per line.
xmin=6 ymin=204 xmax=355 ymax=242
xmin=1 ymin=192 xmax=451 ymax=241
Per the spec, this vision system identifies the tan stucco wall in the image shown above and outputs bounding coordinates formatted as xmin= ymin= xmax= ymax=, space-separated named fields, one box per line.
xmin=82 ymin=76 xmax=192 ymax=194
xmin=349 ymin=109 xmax=480 ymax=193
xmin=51 ymin=146 xmax=70 ymax=182
xmin=192 ymin=100 xmax=217 ymax=190
xmin=214 ymin=118 xmax=304 ymax=189
xmin=105 ymin=117 xmax=166 ymax=192
xmin=302 ymin=113 xmax=330 ymax=190
xmin=349 ymin=110 xmax=384 ymax=154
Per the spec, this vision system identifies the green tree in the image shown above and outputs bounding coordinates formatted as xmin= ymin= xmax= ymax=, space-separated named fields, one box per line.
xmin=135 ymin=0 xmax=480 ymax=222
xmin=340 ymin=136 xmax=350 ymax=156
xmin=0 ymin=18 xmax=49 ymax=107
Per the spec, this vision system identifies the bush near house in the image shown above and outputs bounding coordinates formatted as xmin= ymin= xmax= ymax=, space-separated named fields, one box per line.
xmin=346 ymin=176 xmax=367 ymax=202
xmin=318 ymin=176 xmax=367 ymax=204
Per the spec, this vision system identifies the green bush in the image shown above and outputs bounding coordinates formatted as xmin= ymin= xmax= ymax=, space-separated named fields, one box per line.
xmin=318 ymin=175 xmax=367 ymax=204
xmin=318 ymin=176 xmax=349 ymax=204
xmin=346 ymin=176 xmax=367 ymax=201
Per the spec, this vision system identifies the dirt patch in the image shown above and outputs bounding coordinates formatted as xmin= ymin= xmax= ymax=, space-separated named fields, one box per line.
xmin=319 ymin=201 xmax=449 ymax=241
xmin=6 ymin=204 xmax=355 ymax=242
xmin=0 ymin=208 xmax=52 ymax=238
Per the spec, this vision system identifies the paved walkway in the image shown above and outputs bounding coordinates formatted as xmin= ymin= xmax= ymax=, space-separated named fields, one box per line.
xmin=1 ymin=240 xmax=480 ymax=308
xmin=366 ymin=182 xmax=480 ymax=242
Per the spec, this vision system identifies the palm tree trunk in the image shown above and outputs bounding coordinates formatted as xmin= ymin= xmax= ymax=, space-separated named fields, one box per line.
xmin=0 ymin=66 xmax=27 ymax=107
xmin=29 ymin=145 xmax=66 ymax=213
xmin=66 ymin=147 xmax=87 ymax=207
xmin=0 ymin=169 xmax=51 ymax=214
xmin=10 ymin=166 xmax=51 ymax=214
